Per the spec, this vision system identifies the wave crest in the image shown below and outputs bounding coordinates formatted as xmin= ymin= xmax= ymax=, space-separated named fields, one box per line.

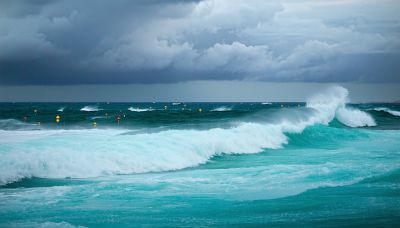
xmin=211 ymin=106 xmax=232 ymax=112
xmin=128 ymin=107 xmax=153 ymax=112
xmin=80 ymin=106 xmax=101 ymax=112
xmin=373 ymin=107 xmax=400 ymax=117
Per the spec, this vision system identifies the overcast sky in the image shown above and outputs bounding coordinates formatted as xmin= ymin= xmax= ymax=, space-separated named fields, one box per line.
xmin=0 ymin=0 xmax=399 ymax=101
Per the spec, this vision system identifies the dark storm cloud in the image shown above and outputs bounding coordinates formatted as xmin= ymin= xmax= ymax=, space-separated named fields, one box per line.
xmin=0 ymin=0 xmax=399 ymax=85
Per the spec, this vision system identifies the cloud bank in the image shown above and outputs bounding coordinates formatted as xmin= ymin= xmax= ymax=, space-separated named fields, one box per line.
xmin=0 ymin=0 xmax=399 ymax=85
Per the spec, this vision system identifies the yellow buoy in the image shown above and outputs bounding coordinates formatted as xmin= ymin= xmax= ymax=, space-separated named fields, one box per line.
xmin=93 ymin=121 xmax=97 ymax=128
xmin=56 ymin=115 xmax=61 ymax=123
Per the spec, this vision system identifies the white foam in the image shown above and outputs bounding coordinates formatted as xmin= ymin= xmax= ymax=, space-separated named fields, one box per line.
xmin=57 ymin=107 xmax=65 ymax=112
xmin=210 ymin=106 xmax=232 ymax=112
xmin=80 ymin=106 xmax=101 ymax=112
xmin=261 ymin=102 xmax=272 ymax=105
xmin=373 ymin=107 xmax=400 ymax=117
xmin=128 ymin=107 xmax=153 ymax=112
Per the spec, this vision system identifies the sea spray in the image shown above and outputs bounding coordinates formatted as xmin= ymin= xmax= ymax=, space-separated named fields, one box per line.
xmin=306 ymin=86 xmax=376 ymax=127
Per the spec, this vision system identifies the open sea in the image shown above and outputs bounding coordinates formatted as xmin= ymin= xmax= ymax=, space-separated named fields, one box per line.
xmin=0 ymin=86 xmax=399 ymax=227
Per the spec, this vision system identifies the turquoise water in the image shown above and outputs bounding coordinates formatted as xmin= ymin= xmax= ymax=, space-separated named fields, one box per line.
xmin=0 ymin=87 xmax=400 ymax=227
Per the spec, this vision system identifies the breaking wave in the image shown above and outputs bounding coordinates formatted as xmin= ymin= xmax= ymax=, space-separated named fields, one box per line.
xmin=211 ymin=106 xmax=232 ymax=112
xmin=80 ymin=106 xmax=101 ymax=112
xmin=0 ymin=86 xmax=377 ymax=185
xmin=306 ymin=86 xmax=376 ymax=127
xmin=128 ymin=107 xmax=153 ymax=112
xmin=373 ymin=107 xmax=400 ymax=117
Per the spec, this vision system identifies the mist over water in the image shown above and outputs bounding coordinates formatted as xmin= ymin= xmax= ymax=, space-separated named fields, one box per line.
xmin=0 ymin=86 xmax=400 ymax=227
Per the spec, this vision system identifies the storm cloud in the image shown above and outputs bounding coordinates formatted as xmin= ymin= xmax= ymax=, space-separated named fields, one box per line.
xmin=0 ymin=0 xmax=399 ymax=85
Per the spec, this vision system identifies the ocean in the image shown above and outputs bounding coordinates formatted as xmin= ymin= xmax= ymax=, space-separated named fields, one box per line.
xmin=0 ymin=86 xmax=399 ymax=227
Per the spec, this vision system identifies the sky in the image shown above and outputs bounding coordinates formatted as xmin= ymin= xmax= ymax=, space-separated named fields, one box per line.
xmin=0 ymin=0 xmax=399 ymax=101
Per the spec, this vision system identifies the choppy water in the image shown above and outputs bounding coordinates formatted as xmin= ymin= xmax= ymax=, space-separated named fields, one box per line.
xmin=0 ymin=86 xmax=399 ymax=227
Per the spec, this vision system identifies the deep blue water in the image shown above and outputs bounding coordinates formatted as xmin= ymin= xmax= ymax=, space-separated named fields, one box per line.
xmin=0 ymin=87 xmax=400 ymax=227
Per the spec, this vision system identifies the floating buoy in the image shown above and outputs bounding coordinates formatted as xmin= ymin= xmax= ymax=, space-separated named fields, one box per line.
xmin=93 ymin=121 xmax=97 ymax=128
xmin=164 ymin=105 xmax=168 ymax=110
xmin=56 ymin=115 xmax=61 ymax=123
xmin=117 ymin=116 xmax=121 ymax=125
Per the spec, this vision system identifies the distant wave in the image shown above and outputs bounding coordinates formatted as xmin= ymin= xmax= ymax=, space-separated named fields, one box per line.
xmin=172 ymin=102 xmax=181 ymax=105
xmin=211 ymin=106 xmax=232 ymax=112
xmin=80 ymin=106 xmax=101 ymax=112
xmin=128 ymin=107 xmax=153 ymax=112
xmin=0 ymin=119 xmax=38 ymax=131
xmin=373 ymin=107 xmax=400 ymax=117
xmin=0 ymin=86 xmax=377 ymax=185
xmin=57 ymin=107 xmax=65 ymax=112
xmin=261 ymin=102 xmax=272 ymax=105
xmin=91 ymin=116 xmax=107 ymax=120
